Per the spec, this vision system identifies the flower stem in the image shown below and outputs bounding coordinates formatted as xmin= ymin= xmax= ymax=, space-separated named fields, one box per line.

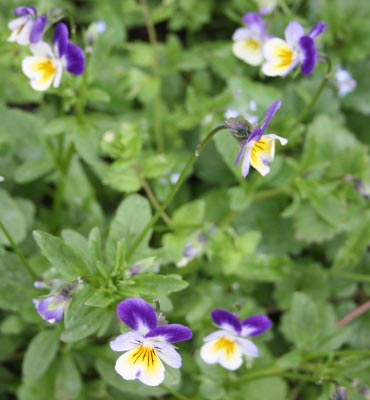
xmin=287 ymin=56 xmax=332 ymax=135
xmin=126 ymin=125 xmax=227 ymax=260
xmin=139 ymin=0 xmax=164 ymax=152
xmin=0 ymin=220 xmax=37 ymax=279
xmin=337 ymin=299 xmax=370 ymax=328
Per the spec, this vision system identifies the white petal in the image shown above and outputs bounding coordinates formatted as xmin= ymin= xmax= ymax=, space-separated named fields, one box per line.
xmin=200 ymin=337 xmax=243 ymax=370
xmin=251 ymin=138 xmax=275 ymax=176
xmin=53 ymin=62 xmax=64 ymax=88
xmin=236 ymin=338 xmax=259 ymax=358
xmin=29 ymin=42 xmax=55 ymax=58
xmin=233 ymin=39 xmax=263 ymax=66
xmin=154 ymin=341 xmax=182 ymax=368
xmin=22 ymin=56 xmax=57 ymax=91
xmin=232 ymin=27 xmax=251 ymax=41
xmin=115 ymin=345 xmax=165 ymax=386
xmin=203 ymin=330 xmax=229 ymax=343
xmin=8 ymin=16 xmax=28 ymax=31
xmin=263 ymin=134 xmax=288 ymax=145
xmin=242 ymin=144 xmax=253 ymax=178
xmin=110 ymin=331 xmax=144 ymax=352
xmin=262 ymin=39 xmax=296 ymax=77
xmin=16 ymin=20 xmax=33 ymax=46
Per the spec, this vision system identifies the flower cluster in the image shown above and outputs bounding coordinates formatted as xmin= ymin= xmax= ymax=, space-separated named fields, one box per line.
xmin=232 ymin=13 xmax=327 ymax=77
xmin=108 ymin=299 xmax=271 ymax=386
xmin=8 ymin=6 xmax=85 ymax=91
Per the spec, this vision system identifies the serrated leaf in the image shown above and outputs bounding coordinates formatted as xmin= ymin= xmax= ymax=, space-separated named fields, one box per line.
xmin=33 ymin=231 xmax=87 ymax=278
xmin=106 ymin=194 xmax=152 ymax=262
xmin=85 ymin=289 xmax=113 ymax=307
xmin=122 ymin=274 xmax=188 ymax=297
xmin=23 ymin=330 xmax=60 ymax=381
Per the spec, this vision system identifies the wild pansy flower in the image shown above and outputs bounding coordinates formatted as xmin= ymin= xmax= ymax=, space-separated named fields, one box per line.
xmin=334 ymin=65 xmax=357 ymax=97
xmin=34 ymin=291 xmax=70 ymax=324
xmin=22 ymin=23 xmax=85 ymax=91
xmin=34 ymin=277 xmax=82 ymax=324
xmin=200 ymin=309 xmax=271 ymax=370
xmin=8 ymin=6 xmax=47 ymax=46
xmin=228 ymin=100 xmax=287 ymax=178
xmin=110 ymin=298 xmax=192 ymax=386
xmin=262 ymin=21 xmax=327 ymax=77
xmin=232 ymin=13 xmax=268 ymax=66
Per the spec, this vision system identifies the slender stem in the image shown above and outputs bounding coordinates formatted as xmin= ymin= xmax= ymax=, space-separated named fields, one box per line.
xmin=337 ymin=299 xmax=370 ymax=327
xmin=134 ymin=166 xmax=173 ymax=226
xmin=286 ymin=56 xmax=332 ymax=135
xmin=160 ymin=384 xmax=191 ymax=400
xmin=325 ymin=269 xmax=370 ymax=284
xmin=127 ymin=125 xmax=227 ymax=260
xmin=0 ymin=220 xmax=37 ymax=279
xmin=139 ymin=0 xmax=164 ymax=152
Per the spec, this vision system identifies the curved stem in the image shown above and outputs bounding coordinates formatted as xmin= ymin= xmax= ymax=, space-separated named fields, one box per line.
xmin=0 ymin=220 xmax=36 ymax=279
xmin=126 ymin=125 xmax=227 ymax=260
xmin=287 ymin=56 xmax=332 ymax=135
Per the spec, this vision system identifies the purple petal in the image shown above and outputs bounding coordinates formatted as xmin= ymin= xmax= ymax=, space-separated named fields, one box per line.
xmin=64 ymin=43 xmax=85 ymax=75
xmin=241 ymin=315 xmax=272 ymax=337
xmin=53 ymin=23 xmax=69 ymax=58
xmin=14 ymin=7 xmax=36 ymax=17
xmin=298 ymin=36 xmax=317 ymax=76
xmin=253 ymin=99 xmax=282 ymax=141
xmin=211 ymin=310 xmax=241 ymax=335
xmin=234 ymin=141 xmax=247 ymax=166
xmin=36 ymin=294 xmax=67 ymax=324
xmin=145 ymin=324 xmax=192 ymax=343
xmin=308 ymin=22 xmax=327 ymax=39
xmin=242 ymin=13 xmax=266 ymax=36
xmin=285 ymin=21 xmax=304 ymax=46
xmin=117 ymin=298 xmax=157 ymax=333
xmin=29 ymin=15 xmax=47 ymax=43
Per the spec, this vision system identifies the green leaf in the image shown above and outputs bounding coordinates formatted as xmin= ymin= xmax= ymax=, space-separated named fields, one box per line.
xmin=121 ymin=274 xmax=188 ymax=297
xmin=23 ymin=330 xmax=60 ymax=381
xmin=0 ymin=189 xmax=27 ymax=245
xmin=237 ymin=377 xmax=288 ymax=400
xmin=333 ymin=211 xmax=370 ymax=270
xmin=103 ymin=162 xmax=142 ymax=193
xmin=61 ymin=307 xmax=106 ymax=343
xmin=106 ymin=194 xmax=152 ymax=262
xmin=173 ymin=199 xmax=206 ymax=227
xmin=54 ymin=354 xmax=82 ymax=400
xmin=280 ymin=292 xmax=320 ymax=351
xmin=85 ymin=288 xmax=113 ymax=308
xmin=33 ymin=231 xmax=88 ymax=278
xmin=140 ymin=154 xmax=173 ymax=179
xmin=88 ymin=227 xmax=102 ymax=265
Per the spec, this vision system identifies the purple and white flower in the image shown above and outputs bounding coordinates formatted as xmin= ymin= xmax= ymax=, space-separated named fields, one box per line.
xmin=110 ymin=298 xmax=192 ymax=386
xmin=22 ymin=23 xmax=85 ymax=91
xmin=262 ymin=21 xmax=327 ymax=76
xmin=34 ymin=291 xmax=70 ymax=324
xmin=232 ymin=13 xmax=269 ymax=66
xmin=232 ymin=100 xmax=287 ymax=178
xmin=334 ymin=65 xmax=357 ymax=97
xmin=200 ymin=309 xmax=271 ymax=370
xmin=8 ymin=6 xmax=47 ymax=46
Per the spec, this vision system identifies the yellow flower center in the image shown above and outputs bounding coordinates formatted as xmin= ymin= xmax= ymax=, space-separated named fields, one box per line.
xmin=213 ymin=337 xmax=236 ymax=355
xmin=243 ymin=39 xmax=260 ymax=51
xmin=277 ymin=47 xmax=294 ymax=68
xmin=35 ymin=60 xmax=56 ymax=83
xmin=130 ymin=345 xmax=158 ymax=367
